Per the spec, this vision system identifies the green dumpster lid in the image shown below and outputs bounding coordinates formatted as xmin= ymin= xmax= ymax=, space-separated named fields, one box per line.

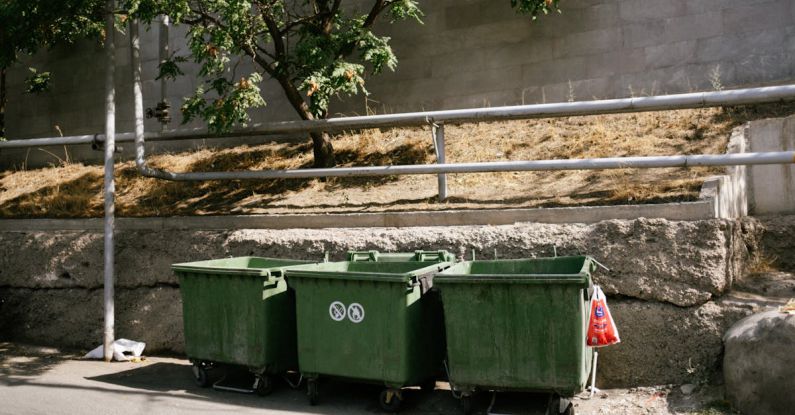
xmin=171 ymin=256 xmax=312 ymax=277
xmin=434 ymin=256 xmax=594 ymax=286
xmin=285 ymin=261 xmax=451 ymax=283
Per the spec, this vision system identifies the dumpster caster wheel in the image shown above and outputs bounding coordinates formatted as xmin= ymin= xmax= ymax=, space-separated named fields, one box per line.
xmin=547 ymin=395 xmax=574 ymax=415
xmin=459 ymin=395 xmax=473 ymax=415
xmin=307 ymin=379 xmax=319 ymax=406
xmin=254 ymin=375 xmax=273 ymax=396
xmin=191 ymin=363 xmax=210 ymax=388
xmin=379 ymin=388 xmax=403 ymax=412
xmin=420 ymin=379 xmax=436 ymax=392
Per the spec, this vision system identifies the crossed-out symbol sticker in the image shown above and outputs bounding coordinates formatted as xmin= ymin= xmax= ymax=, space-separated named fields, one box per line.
xmin=329 ymin=301 xmax=346 ymax=321
xmin=328 ymin=301 xmax=365 ymax=323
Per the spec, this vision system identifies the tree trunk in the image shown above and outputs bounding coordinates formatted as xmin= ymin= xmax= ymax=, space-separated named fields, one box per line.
xmin=0 ymin=66 xmax=6 ymax=138
xmin=310 ymin=131 xmax=335 ymax=168
xmin=270 ymin=72 xmax=336 ymax=168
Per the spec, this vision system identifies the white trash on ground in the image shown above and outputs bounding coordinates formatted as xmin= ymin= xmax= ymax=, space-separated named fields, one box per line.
xmin=84 ymin=339 xmax=146 ymax=361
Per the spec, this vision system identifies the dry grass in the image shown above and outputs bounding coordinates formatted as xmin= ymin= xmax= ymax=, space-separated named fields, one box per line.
xmin=747 ymin=252 xmax=780 ymax=274
xmin=1 ymin=102 xmax=794 ymax=218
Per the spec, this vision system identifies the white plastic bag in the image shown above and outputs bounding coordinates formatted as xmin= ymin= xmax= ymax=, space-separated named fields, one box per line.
xmin=84 ymin=338 xmax=146 ymax=361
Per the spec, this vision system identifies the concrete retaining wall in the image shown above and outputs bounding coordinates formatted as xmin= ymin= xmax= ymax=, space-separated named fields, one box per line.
xmin=3 ymin=0 xmax=794 ymax=167
xmin=747 ymin=114 xmax=795 ymax=214
xmin=0 ymin=216 xmax=760 ymax=387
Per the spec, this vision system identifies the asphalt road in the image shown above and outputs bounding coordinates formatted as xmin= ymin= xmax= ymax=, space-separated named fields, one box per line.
xmin=1 ymin=342 xmax=717 ymax=414
xmin=0 ymin=343 xmax=552 ymax=415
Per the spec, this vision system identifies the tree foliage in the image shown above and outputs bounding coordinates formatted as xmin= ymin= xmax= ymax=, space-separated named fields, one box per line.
xmin=0 ymin=0 xmax=105 ymax=137
xmin=128 ymin=0 xmax=559 ymax=167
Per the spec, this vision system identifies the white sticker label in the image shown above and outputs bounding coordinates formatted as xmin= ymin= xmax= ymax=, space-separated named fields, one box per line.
xmin=347 ymin=303 xmax=365 ymax=323
xmin=329 ymin=301 xmax=346 ymax=321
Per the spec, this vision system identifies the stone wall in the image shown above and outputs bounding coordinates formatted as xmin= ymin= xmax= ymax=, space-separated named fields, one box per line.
xmin=0 ymin=217 xmax=765 ymax=386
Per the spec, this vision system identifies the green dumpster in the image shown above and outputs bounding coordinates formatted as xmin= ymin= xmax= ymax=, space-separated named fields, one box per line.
xmin=286 ymin=260 xmax=452 ymax=411
xmin=434 ymin=256 xmax=596 ymax=415
xmin=172 ymin=256 xmax=312 ymax=394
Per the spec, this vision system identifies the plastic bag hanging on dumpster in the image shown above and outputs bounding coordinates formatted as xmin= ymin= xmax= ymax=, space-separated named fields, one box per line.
xmin=586 ymin=286 xmax=620 ymax=347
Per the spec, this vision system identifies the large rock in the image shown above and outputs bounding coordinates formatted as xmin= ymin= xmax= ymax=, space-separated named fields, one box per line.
xmin=723 ymin=310 xmax=795 ymax=415
xmin=0 ymin=217 xmax=746 ymax=306
xmin=0 ymin=287 xmax=184 ymax=353
xmin=740 ymin=215 xmax=795 ymax=274
xmin=597 ymin=298 xmax=755 ymax=387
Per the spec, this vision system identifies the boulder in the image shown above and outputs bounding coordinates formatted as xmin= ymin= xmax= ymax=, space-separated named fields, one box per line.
xmin=723 ymin=310 xmax=795 ymax=415
xmin=597 ymin=298 xmax=754 ymax=387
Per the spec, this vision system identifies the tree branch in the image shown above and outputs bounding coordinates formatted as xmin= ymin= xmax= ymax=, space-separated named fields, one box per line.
xmin=363 ymin=0 xmax=388 ymax=28
xmin=260 ymin=12 xmax=286 ymax=59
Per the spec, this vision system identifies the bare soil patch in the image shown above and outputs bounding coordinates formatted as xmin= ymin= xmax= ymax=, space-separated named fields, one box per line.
xmin=1 ymin=103 xmax=794 ymax=218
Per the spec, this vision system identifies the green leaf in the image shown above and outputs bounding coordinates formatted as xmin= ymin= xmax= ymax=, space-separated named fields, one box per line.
xmin=25 ymin=67 xmax=51 ymax=94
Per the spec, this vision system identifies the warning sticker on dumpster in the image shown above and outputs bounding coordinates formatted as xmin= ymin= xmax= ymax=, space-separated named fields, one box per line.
xmin=329 ymin=301 xmax=346 ymax=321
xmin=347 ymin=303 xmax=365 ymax=323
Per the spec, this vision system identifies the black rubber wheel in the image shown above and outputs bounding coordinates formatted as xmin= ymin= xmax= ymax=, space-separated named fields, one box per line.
xmin=192 ymin=363 xmax=210 ymax=388
xmin=547 ymin=395 xmax=574 ymax=415
xmin=420 ymin=378 xmax=436 ymax=392
xmin=307 ymin=379 xmax=319 ymax=406
xmin=459 ymin=395 xmax=473 ymax=415
xmin=254 ymin=375 xmax=273 ymax=396
xmin=378 ymin=389 xmax=403 ymax=413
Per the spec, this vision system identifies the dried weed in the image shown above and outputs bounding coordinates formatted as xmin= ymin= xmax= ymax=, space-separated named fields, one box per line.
xmin=2 ymin=102 xmax=794 ymax=218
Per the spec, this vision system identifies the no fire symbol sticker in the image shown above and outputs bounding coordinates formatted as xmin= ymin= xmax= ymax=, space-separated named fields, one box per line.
xmin=329 ymin=301 xmax=346 ymax=321
xmin=328 ymin=301 xmax=365 ymax=323
xmin=347 ymin=303 xmax=365 ymax=323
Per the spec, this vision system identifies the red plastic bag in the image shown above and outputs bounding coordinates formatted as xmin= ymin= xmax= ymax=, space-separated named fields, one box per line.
xmin=586 ymin=285 xmax=620 ymax=347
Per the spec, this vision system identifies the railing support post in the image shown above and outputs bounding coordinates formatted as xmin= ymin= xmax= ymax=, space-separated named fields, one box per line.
xmin=432 ymin=123 xmax=448 ymax=201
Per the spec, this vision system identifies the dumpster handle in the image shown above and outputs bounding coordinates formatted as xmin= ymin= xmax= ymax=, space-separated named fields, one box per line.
xmin=585 ymin=279 xmax=595 ymax=300
xmin=411 ymin=271 xmax=437 ymax=294
xmin=416 ymin=251 xmax=446 ymax=262
xmin=347 ymin=251 xmax=378 ymax=262
xmin=591 ymin=258 xmax=610 ymax=272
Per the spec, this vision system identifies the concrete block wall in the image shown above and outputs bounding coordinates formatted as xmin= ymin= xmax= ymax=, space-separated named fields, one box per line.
xmin=699 ymin=126 xmax=749 ymax=219
xmin=747 ymin=114 xmax=795 ymax=214
xmin=3 ymin=0 xmax=795 ymax=145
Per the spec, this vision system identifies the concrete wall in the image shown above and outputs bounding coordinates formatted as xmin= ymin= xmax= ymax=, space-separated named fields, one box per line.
xmin=747 ymin=114 xmax=795 ymax=214
xmin=3 ymin=0 xmax=795 ymax=146
xmin=699 ymin=126 xmax=749 ymax=219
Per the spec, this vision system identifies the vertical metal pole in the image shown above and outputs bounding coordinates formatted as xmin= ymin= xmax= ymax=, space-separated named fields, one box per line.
xmin=102 ymin=0 xmax=116 ymax=363
xmin=432 ymin=123 xmax=448 ymax=201
xmin=158 ymin=15 xmax=170 ymax=131
xmin=131 ymin=21 xmax=145 ymax=167
xmin=589 ymin=351 xmax=599 ymax=397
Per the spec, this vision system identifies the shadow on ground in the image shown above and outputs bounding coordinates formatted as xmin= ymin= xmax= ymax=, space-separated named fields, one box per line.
xmin=84 ymin=361 xmax=468 ymax=414
xmin=0 ymin=342 xmax=72 ymax=380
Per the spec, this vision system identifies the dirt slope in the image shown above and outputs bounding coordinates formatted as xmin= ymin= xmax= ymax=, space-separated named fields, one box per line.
xmin=1 ymin=103 xmax=793 ymax=218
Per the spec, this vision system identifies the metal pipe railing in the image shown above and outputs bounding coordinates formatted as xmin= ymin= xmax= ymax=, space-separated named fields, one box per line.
xmin=134 ymin=151 xmax=795 ymax=181
xmin=131 ymin=22 xmax=171 ymax=181
xmin=2 ymin=85 xmax=795 ymax=149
